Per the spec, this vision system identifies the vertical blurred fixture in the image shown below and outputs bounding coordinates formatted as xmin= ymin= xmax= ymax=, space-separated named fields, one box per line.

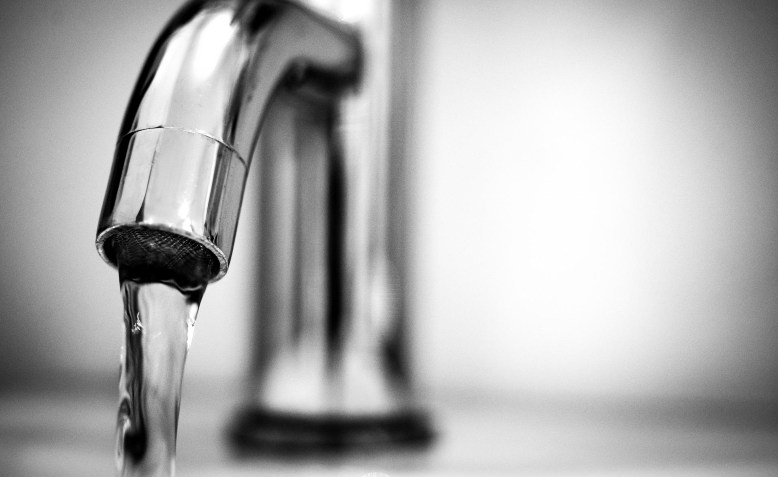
xmin=95 ymin=0 xmax=432 ymax=451
xmin=235 ymin=0 xmax=433 ymax=450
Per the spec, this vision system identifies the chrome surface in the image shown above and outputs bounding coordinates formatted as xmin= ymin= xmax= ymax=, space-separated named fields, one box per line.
xmin=247 ymin=0 xmax=416 ymax=415
xmin=97 ymin=0 xmax=430 ymax=449
xmin=97 ymin=0 xmax=360 ymax=278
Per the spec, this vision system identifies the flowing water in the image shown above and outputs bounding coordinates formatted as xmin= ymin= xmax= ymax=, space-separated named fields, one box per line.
xmin=115 ymin=269 xmax=207 ymax=476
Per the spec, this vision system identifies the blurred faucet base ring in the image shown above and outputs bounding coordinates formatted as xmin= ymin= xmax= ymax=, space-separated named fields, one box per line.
xmin=228 ymin=408 xmax=434 ymax=453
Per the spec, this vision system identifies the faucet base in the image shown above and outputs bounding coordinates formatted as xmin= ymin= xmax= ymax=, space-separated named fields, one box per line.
xmin=228 ymin=407 xmax=434 ymax=454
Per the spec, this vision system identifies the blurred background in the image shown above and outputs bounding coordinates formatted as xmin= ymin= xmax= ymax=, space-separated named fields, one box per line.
xmin=2 ymin=1 xmax=778 ymax=470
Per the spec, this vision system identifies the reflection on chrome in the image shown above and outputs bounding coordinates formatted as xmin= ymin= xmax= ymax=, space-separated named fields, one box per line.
xmin=97 ymin=0 xmax=432 ymax=451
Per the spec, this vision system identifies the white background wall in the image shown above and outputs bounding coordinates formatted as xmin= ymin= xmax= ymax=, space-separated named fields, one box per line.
xmin=2 ymin=0 xmax=778 ymax=402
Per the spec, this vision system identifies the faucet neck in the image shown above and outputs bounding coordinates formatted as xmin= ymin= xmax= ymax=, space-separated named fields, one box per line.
xmin=97 ymin=0 xmax=362 ymax=279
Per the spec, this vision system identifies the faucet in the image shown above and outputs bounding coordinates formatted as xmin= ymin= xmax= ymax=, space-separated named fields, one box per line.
xmin=96 ymin=0 xmax=432 ymax=451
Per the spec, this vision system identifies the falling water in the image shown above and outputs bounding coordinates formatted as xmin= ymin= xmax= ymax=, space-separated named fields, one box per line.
xmin=115 ymin=267 xmax=206 ymax=477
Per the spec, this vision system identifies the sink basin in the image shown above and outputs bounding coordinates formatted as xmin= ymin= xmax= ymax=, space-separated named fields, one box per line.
xmin=3 ymin=377 xmax=778 ymax=476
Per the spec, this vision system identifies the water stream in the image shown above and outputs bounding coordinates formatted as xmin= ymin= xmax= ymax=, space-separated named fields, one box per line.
xmin=115 ymin=269 xmax=206 ymax=476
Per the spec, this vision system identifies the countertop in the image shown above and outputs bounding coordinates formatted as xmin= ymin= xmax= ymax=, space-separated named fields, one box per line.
xmin=2 ymin=377 xmax=778 ymax=476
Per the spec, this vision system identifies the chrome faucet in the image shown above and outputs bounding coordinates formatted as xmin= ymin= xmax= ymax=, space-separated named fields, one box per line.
xmin=97 ymin=0 xmax=431 ymax=450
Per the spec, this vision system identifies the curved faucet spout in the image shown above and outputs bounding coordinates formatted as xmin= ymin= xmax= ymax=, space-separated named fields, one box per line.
xmin=97 ymin=0 xmax=434 ymax=449
xmin=96 ymin=0 xmax=361 ymax=281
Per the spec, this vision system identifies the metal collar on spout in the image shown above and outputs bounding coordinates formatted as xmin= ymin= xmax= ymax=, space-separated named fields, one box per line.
xmin=96 ymin=0 xmax=361 ymax=281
